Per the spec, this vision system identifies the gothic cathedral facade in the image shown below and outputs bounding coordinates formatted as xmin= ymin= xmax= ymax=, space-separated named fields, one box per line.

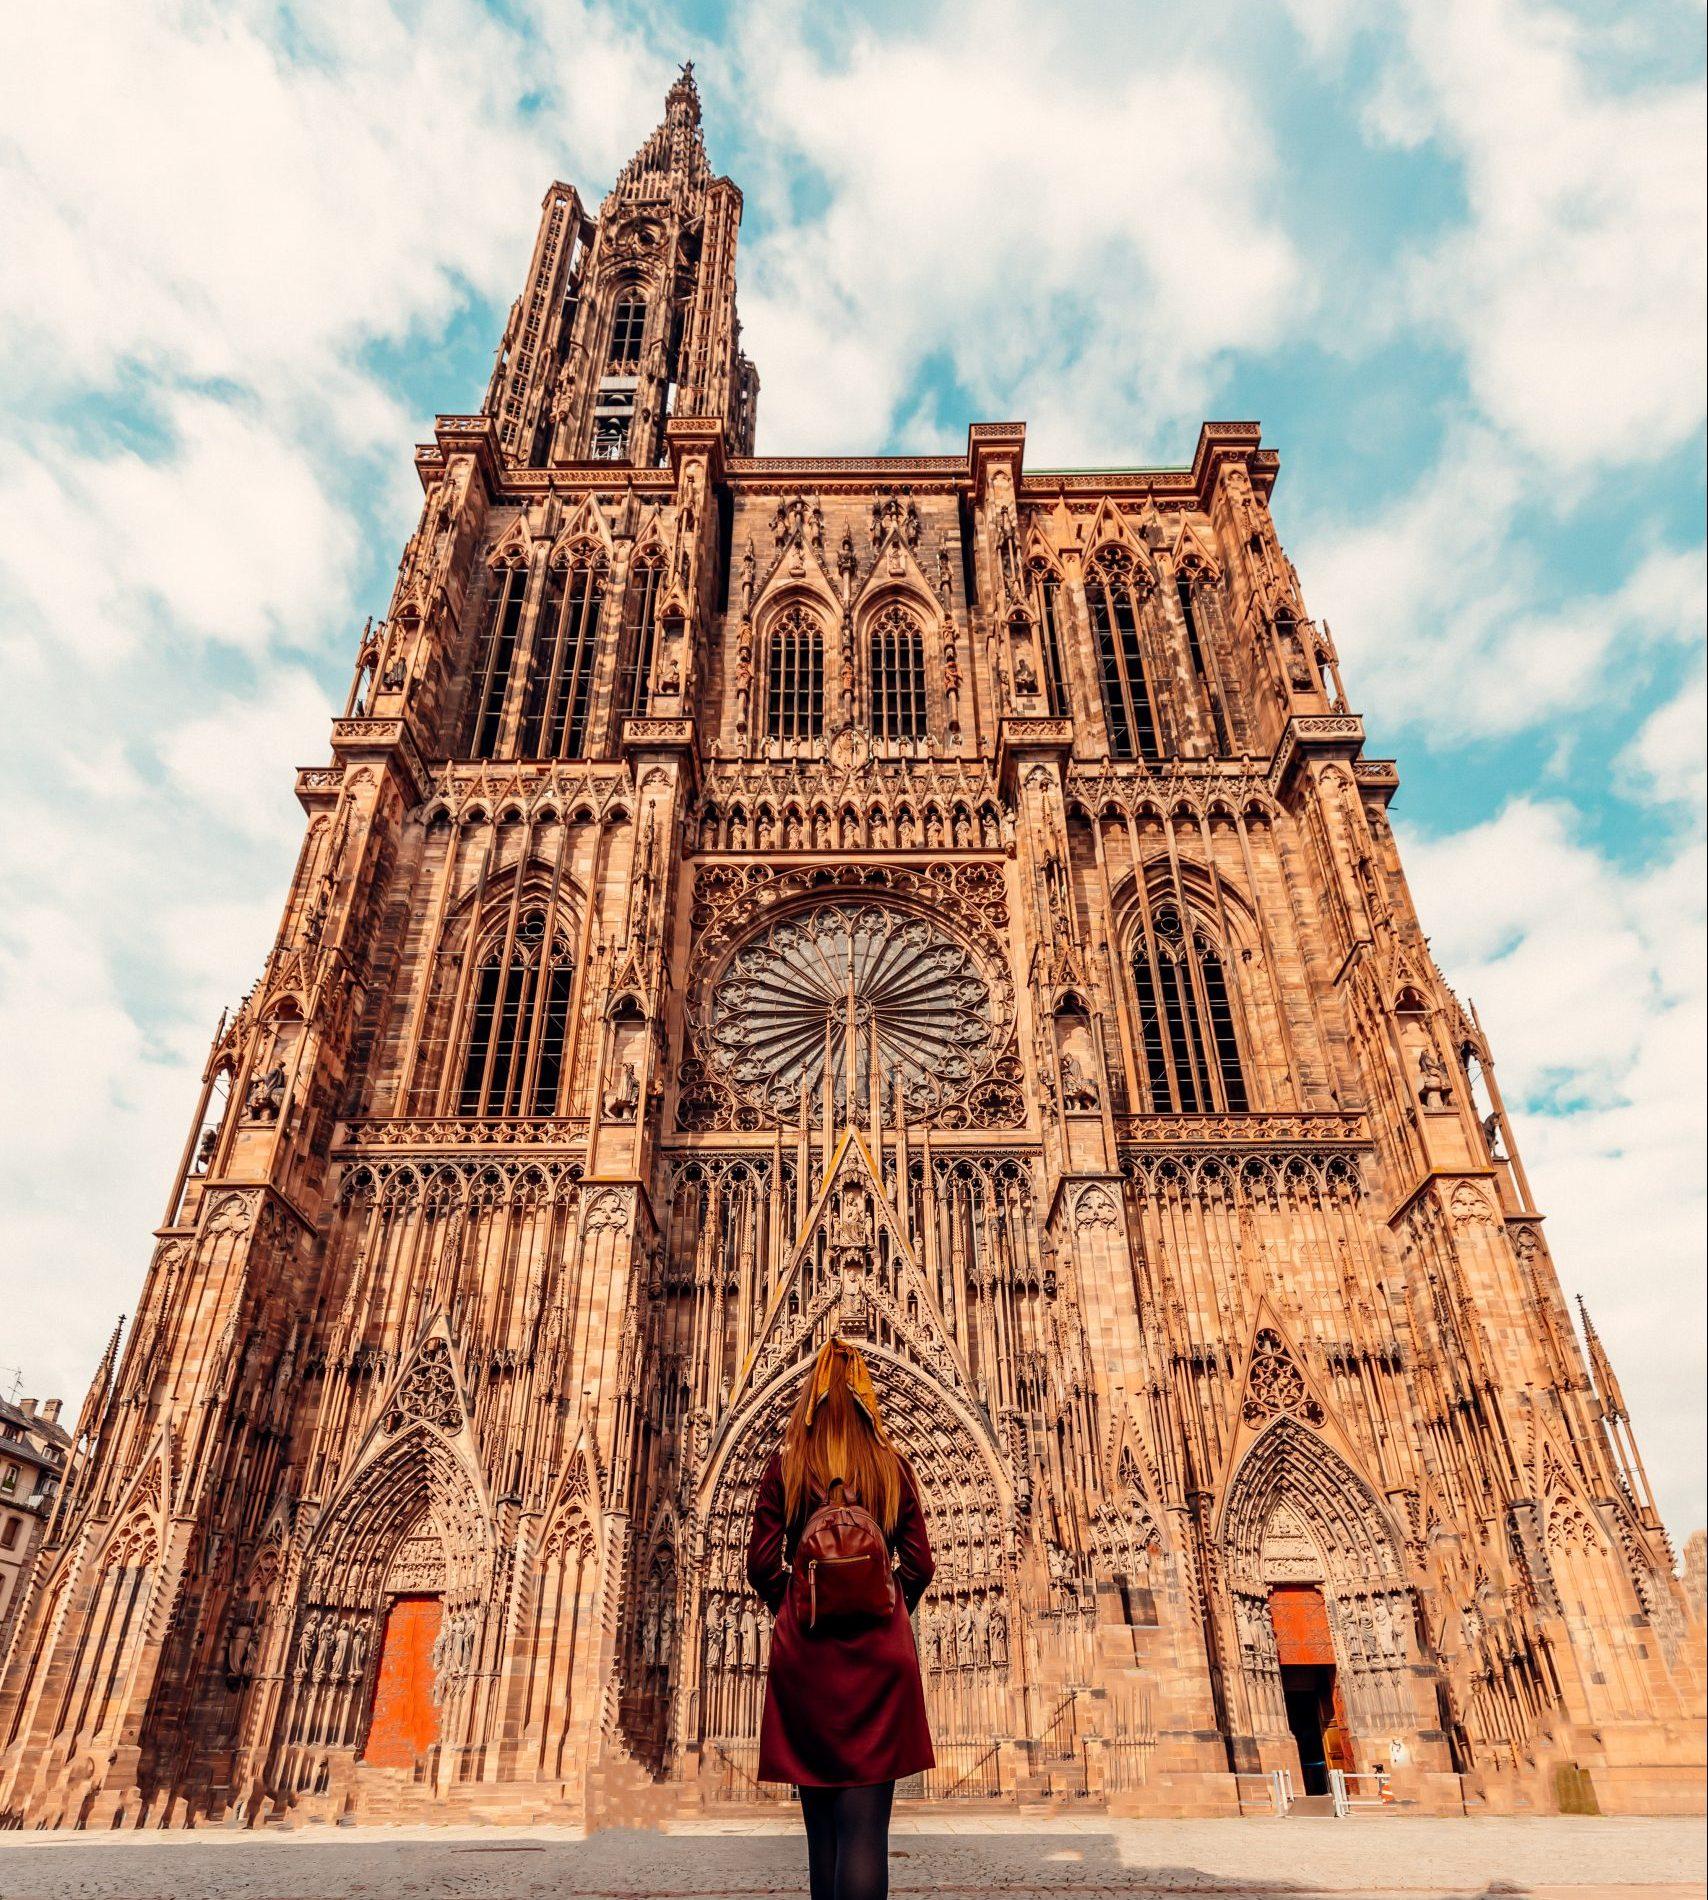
xmin=3 ymin=71 xmax=1701 ymax=1829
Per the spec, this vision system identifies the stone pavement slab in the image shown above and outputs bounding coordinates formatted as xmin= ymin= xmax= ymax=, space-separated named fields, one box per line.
xmin=0 ymin=1815 xmax=1700 ymax=1900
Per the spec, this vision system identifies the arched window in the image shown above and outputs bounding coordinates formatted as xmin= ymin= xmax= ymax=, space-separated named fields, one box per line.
xmin=1130 ymin=902 xmax=1247 ymax=1112
xmin=1176 ymin=574 xmax=1230 ymax=753
xmin=518 ymin=554 xmax=604 ymax=759
xmin=458 ymin=909 xmax=575 ymax=1117
xmin=1085 ymin=549 xmax=1161 ymax=762
xmin=1028 ymin=558 xmax=1070 ymax=716
xmin=470 ymin=561 xmax=529 ymax=759
xmin=608 ymin=296 xmax=646 ymax=370
xmin=617 ymin=552 xmax=664 ymax=719
xmin=766 ymin=604 xmax=824 ymax=746
xmin=868 ymin=603 xmax=926 ymax=742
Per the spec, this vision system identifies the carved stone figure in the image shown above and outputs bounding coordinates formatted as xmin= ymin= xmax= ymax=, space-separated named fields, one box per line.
xmin=1417 ymin=1046 xmax=1452 ymax=1107
xmin=604 ymin=1059 xmax=641 ymax=1122
xmin=1059 ymin=1052 xmax=1100 ymax=1112
xmin=246 ymin=1061 xmax=287 ymax=1122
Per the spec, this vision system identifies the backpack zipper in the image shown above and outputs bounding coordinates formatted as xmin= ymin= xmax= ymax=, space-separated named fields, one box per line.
xmin=807 ymin=1553 xmax=872 ymax=1628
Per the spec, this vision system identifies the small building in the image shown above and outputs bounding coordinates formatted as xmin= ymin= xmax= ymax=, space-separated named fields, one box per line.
xmin=0 ymin=1399 xmax=68 ymax=1658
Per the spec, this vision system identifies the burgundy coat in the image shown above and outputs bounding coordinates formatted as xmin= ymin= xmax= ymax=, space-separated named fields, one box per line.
xmin=746 ymin=1449 xmax=936 ymax=1786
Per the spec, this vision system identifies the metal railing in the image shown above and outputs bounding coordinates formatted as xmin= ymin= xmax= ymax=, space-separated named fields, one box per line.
xmin=708 ymin=1740 xmax=791 ymax=1805
xmin=1096 ymin=1731 xmax=1158 ymax=1794
xmin=926 ymin=1739 xmax=1004 ymax=1800
xmin=1329 ymin=1767 xmax=1390 ymax=1817
xmin=1234 ymin=1768 xmax=1294 ymax=1815
xmin=1036 ymin=1691 xmax=1081 ymax=1762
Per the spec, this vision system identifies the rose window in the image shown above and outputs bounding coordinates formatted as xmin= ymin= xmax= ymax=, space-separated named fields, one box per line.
xmin=707 ymin=904 xmax=995 ymax=1120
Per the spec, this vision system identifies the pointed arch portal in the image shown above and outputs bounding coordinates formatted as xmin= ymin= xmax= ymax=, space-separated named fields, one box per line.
xmin=1220 ymin=1418 xmax=1418 ymax=1777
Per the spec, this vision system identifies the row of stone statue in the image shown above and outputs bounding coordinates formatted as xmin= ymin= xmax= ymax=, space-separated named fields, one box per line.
xmin=919 ymin=1592 xmax=1010 ymax=1670
xmin=293 ymin=1610 xmax=370 ymax=1686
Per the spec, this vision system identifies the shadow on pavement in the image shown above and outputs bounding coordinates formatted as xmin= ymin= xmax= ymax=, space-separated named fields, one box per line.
xmin=0 ymin=1819 xmax=1561 ymax=1900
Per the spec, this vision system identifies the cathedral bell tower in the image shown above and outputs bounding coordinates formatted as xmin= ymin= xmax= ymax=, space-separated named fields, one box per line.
xmin=484 ymin=63 xmax=759 ymax=470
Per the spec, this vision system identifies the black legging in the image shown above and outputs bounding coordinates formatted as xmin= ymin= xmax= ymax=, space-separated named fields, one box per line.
xmin=798 ymin=1779 xmax=896 ymax=1900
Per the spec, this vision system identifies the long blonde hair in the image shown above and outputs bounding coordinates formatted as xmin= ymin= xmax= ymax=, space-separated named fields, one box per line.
xmin=781 ymin=1337 xmax=903 ymax=1535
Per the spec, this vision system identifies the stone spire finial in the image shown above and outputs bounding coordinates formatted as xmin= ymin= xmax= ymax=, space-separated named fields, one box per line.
xmin=611 ymin=61 xmax=712 ymax=199
xmin=667 ymin=60 xmax=701 ymax=128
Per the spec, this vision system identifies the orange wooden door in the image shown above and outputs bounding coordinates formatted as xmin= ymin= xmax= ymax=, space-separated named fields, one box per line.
xmin=1268 ymin=1584 xmax=1336 ymax=1667
xmin=362 ymin=1594 xmax=442 ymax=1767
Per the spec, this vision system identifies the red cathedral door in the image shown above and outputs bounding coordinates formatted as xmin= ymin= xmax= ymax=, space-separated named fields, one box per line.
xmin=363 ymin=1594 xmax=442 ymax=1767
xmin=1268 ymin=1584 xmax=1352 ymax=1794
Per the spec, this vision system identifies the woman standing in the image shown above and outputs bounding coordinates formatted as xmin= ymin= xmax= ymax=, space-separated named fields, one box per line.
xmin=746 ymin=1336 xmax=935 ymax=1900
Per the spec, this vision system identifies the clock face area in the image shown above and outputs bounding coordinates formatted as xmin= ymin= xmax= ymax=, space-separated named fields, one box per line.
xmin=705 ymin=902 xmax=996 ymax=1123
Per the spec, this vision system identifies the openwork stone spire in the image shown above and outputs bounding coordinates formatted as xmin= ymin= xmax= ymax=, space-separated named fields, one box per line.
xmin=611 ymin=62 xmax=712 ymax=202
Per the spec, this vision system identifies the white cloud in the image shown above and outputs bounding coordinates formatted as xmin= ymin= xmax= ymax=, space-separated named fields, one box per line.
xmin=1403 ymin=801 xmax=1707 ymax=1536
xmin=1618 ymin=667 xmax=1708 ymax=812
xmin=0 ymin=0 xmax=664 ymax=429
xmin=1294 ymin=0 xmax=1707 ymax=471
xmin=1296 ymin=424 xmax=1705 ymax=740
xmin=731 ymin=2 xmax=1305 ymax=459
xmin=0 ymin=397 xmax=361 ymax=666
xmin=158 ymin=667 xmax=335 ymax=844
xmin=0 ymin=0 xmax=666 ymax=1419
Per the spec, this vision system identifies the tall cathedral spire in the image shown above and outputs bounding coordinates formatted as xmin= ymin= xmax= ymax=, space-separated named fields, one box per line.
xmin=610 ymin=62 xmax=712 ymax=201
xmin=483 ymin=64 xmax=756 ymax=469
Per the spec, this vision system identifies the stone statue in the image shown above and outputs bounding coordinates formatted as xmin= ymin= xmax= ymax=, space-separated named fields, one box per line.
xmin=1060 ymin=1052 xmax=1100 ymax=1112
xmin=246 ymin=1061 xmax=287 ymax=1122
xmin=987 ymin=1603 xmax=1008 ymax=1666
xmin=1417 ymin=1046 xmax=1452 ymax=1107
xmin=604 ymin=1059 xmax=640 ymax=1122
xmin=1481 ymin=1110 xmax=1505 ymax=1159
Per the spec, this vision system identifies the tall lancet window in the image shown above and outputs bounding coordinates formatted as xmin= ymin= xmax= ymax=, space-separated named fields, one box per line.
xmin=458 ymin=909 xmax=576 ymax=1117
xmin=470 ymin=560 xmax=530 ymax=759
xmin=617 ymin=552 xmax=664 ymax=719
xmin=518 ymin=553 xmax=605 ymax=759
xmin=869 ymin=603 xmax=927 ymax=742
xmin=1130 ymin=902 xmax=1247 ymax=1112
xmin=608 ymin=296 xmax=646 ymax=370
xmin=766 ymin=604 xmax=824 ymax=746
xmin=1085 ymin=548 xmax=1161 ymax=762
xmin=1028 ymin=558 xmax=1070 ymax=716
xmin=1177 ymin=574 xmax=1230 ymax=753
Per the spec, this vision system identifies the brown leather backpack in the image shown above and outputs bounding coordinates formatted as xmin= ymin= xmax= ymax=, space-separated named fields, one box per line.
xmin=789 ymin=1480 xmax=895 ymax=1633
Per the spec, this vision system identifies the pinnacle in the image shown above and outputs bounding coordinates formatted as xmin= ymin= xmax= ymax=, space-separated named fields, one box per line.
xmin=610 ymin=60 xmax=711 ymax=199
xmin=667 ymin=59 xmax=701 ymax=127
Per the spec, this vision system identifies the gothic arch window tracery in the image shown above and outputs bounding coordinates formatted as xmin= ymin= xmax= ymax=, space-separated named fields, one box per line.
xmin=457 ymin=907 xmax=576 ymax=1117
xmin=868 ymin=602 xmax=927 ymax=744
xmin=1027 ymin=556 xmax=1071 ymax=717
xmin=518 ymin=549 xmax=606 ymax=759
xmin=765 ymin=602 xmax=825 ymax=748
xmin=470 ymin=557 xmax=530 ymax=759
xmin=617 ymin=548 xmax=664 ymax=720
xmin=1085 ymin=547 xmax=1162 ymax=763
xmin=1176 ymin=571 xmax=1231 ymax=753
xmin=1129 ymin=901 xmax=1247 ymax=1113
xmin=608 ymin=294 xmax=647 ymax=370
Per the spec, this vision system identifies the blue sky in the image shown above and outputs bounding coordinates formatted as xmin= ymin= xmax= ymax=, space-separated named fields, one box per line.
xmin=0 ymin=0 xmax=1702 ymax=1536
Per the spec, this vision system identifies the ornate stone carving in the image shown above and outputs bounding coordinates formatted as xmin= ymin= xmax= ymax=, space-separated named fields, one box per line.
xmin=383 ymin=1337 xmax=463 ymax=1436
xmin=1241 ymin=1329 xmax=1325 ymax=1428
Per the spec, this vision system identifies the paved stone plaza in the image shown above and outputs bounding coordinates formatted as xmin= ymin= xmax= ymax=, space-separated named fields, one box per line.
xmin=0 ymin=1816 xmax=1702 ymax=1900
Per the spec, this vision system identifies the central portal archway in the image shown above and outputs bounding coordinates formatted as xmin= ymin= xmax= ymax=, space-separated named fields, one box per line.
xmin=693 ymin=1343 xmax=1015 ymax=1799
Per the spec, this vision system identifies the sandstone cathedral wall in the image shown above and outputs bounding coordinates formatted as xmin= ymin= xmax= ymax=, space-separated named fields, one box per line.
xmin=1 ymin=70 xmax=1700 ymax=1830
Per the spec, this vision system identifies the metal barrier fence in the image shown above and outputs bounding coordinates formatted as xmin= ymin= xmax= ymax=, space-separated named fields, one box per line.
xmin=1329 ymin=1768 xmax=1391 ymax=1816
xmin=1233 ymin=1768 xmax=1295 ymax=1814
